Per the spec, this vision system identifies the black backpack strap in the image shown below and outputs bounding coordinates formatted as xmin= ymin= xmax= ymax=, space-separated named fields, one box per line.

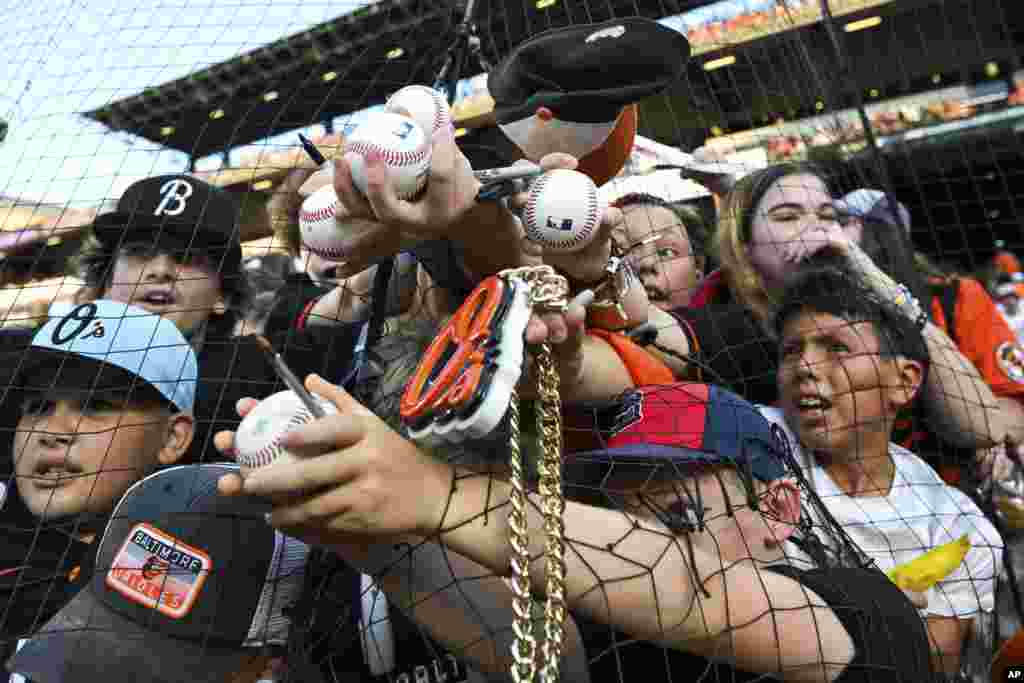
xmin=340 ymin=258 xmax=394 ymax=400
xmin=941 ymin=278 xmax=960 ymax=346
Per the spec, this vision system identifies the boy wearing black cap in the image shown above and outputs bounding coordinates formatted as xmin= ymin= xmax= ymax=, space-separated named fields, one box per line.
xmin=77 ymin=174 xmax=248 ymax=345
xmin=7 ymin=464 xmax=311 ymax=683
xmin=216 ymin=377 xmax=935 ymax=682
xmin=71 ymin=174 xmax=359 ymax=464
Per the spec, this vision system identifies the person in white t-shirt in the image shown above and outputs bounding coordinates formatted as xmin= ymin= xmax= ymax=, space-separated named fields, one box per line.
xmin=763 ymin=266 xmax=1004 ymax=676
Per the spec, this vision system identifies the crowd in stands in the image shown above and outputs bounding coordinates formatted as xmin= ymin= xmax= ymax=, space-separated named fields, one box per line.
xmin=3 ymin=16 xmax=1024 ymax=683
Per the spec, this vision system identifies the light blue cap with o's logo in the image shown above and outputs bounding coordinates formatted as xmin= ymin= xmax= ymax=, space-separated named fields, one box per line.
xmin=31 ymin=300 xmax=198 ymax=413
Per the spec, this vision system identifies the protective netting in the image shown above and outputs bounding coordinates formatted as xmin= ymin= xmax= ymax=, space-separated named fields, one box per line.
xmin=1 ymin=1 xmax=1022 ymax=682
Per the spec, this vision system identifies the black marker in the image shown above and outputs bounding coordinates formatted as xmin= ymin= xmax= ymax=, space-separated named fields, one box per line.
xmin=298 ymin=134 xmax=327 ymax=166
xmin=256 ymin=335 xmax=327 ymax=419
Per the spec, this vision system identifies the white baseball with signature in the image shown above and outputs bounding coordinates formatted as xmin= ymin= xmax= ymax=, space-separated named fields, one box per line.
xmin=343 ymin=112 xmax=431 ymax=199
xmin=234 ymin=390 xmax=337 ymax=476
xmin=384 ymin=85 xmax=452 ymax=138
xmin=522 ymin=169 xmax=602 ymax=253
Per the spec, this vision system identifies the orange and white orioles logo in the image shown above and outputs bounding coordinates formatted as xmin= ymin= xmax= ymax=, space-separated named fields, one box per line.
xmin=400 ymin=274 xmax=532 ymax=444
xmin=106 ymin=523 xmax=211 ymax=620
xmin=997 ymin=342 xmax=1024 ymax=384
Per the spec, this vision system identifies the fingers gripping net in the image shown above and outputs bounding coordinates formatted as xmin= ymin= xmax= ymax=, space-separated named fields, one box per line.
xmin=1 ymin=0 xmax=1020 ymax=682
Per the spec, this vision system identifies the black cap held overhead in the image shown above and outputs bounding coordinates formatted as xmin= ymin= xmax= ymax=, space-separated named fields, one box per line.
xmin=489 ymin=17 xmax=691 ymax=126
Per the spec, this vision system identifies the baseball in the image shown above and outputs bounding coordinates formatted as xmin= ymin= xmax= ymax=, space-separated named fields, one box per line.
xmin=522 ymin=169 xmax=603 ymax=253
xmin=384 ymin=85 xmax=452 ymax=138
xmin=299 ymin=184 xmax=349 ymax=261
xmin=343 ymin=112 xmax=431 ymax=199
xmin=234 ymin=390 xmax=337 ymax=476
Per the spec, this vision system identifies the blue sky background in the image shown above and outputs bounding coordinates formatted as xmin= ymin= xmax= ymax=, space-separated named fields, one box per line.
xmin=0 ymin=0 xmax=372 ymax=210
xmin=0 ymin=0 xmax=765 ymax=211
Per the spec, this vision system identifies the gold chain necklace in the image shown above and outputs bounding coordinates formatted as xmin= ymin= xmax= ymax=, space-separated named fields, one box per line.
xmin=398 ymin=264 xmax=571 ymax=682
xmin=500 ymin=265 xmax=568 ymax=683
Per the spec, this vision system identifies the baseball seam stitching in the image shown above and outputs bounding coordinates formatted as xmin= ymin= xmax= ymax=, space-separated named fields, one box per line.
xmin=301 ymin=199 xmax=347 ymax=259
xmin=246 ymin=409 xmax=312 ymax=469
xmin=344 ymin=135 xmax=430 ymax=199
xmin=345 ymin=139 xmax=428 ymax=168
xmin=299 ymin=203 xmax=338 ymax=224
xmin=523 ymin=174 xmax=550 ymax=240
xmin=304 ymin=244 xmax=347 ymax=259
xmin=387 ymin=86 xmax=450 ymax=134
xmin=430 ymin=89 xmax=448 ymax=133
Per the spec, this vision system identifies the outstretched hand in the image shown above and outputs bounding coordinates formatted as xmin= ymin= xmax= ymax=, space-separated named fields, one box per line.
xmin=510 ymin=154 xmax=623 ymax=285
xmin=215 ymin=374 xmax=454 ymax=544
xmin=521 ymin=290 xmax=593 ymax=392
xmin=325 ymin=122 xmax=481 ymax=277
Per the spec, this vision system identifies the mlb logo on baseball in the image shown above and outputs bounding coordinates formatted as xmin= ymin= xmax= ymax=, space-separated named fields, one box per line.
xmin=546 ymin=217 xmax=574 ymax=232
xmin=106 ymin=523 xmax=211 ymax=619
xmin=392 ymin=120 xmax=417 ymax=140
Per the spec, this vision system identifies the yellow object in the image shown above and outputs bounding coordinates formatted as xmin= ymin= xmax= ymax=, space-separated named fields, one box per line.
xmin=887 ymin=534 xmax=971 ymax=592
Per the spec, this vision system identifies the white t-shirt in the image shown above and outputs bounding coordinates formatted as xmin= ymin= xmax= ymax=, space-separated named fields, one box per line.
xmin=758 ymin=406 xmax=1004 ymax=618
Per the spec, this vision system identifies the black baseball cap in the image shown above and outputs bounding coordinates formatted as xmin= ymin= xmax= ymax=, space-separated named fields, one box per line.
xmin=8 ymin=464 xmax=310 ymax=683
xmin=91 ymin=175 xmax=242 ymax=273
xmin=488 ymin=18 xmax=690 ymax=126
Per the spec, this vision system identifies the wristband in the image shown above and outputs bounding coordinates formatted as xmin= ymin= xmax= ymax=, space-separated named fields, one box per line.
xmin=584 ymin=245 xmax=637 ymax=331
xmin=893 ymin=283 xmax=928 ymax=330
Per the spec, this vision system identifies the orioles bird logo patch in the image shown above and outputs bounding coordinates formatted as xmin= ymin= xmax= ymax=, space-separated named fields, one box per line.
xmin=997 ymin=342 xmax=1024 ymax=384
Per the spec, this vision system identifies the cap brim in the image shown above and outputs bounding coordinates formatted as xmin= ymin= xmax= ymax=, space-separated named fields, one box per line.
xmin=565 ymin=443 xmax=786 ymax=483
xmin=577 ymin=104 xmax=638 ymax=187
xmin=564 ymin=444 xmax=716 ymax=481
xmin=8 ymin=586 xmax=250 ymax=683
xmin=12 ymin=348 xmax=169 ymax=407
xmin=568 ymin=443 xmax=700 ymax=464
xmin=832 ymin=199 xmax=865 ymax=219
xmin=91 ymin=215 xmax=243 ymax=277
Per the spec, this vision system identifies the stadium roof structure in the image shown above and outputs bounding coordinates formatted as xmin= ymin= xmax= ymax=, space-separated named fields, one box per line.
xmin=83 ymin=0 xmax=1022 ymax=162
xmin=81 ymin=0 xmax=679 ymax=161
xmin=65 ymin=0 xmax=1024 ymax=271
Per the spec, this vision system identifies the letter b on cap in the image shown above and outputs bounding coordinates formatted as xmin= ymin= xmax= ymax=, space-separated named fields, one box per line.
xmin=154 ymin=179 xmax=194 ymax=217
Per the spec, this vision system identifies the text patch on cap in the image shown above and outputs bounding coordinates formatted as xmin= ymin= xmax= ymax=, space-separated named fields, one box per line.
xmin=603 ymin=390 xmax=643 ymax=437
xmin=106 ymin=523 xmax=211 ymax=619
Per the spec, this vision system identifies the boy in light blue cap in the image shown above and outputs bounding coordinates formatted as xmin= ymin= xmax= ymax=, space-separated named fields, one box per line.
xmin=1 ymin=299 xmax=199 ymax=673
xmin=9 ymin=299 xmax=198 ymax=522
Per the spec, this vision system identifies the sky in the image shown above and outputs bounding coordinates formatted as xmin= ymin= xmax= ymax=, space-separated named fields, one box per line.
xmin=0 ymin=0 xmax=374 ymax=210
xmin=0 ymin=0 xmax=765 ymax=212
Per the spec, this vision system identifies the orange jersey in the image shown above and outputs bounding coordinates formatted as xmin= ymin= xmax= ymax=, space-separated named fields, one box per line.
xmin=994 ymin=251 xmax=1022 ymax=276
xmin=930 ymin=277 xmax=1024 ymax=399
xmin=895 ymin=277 xmax=1024 ymax=455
